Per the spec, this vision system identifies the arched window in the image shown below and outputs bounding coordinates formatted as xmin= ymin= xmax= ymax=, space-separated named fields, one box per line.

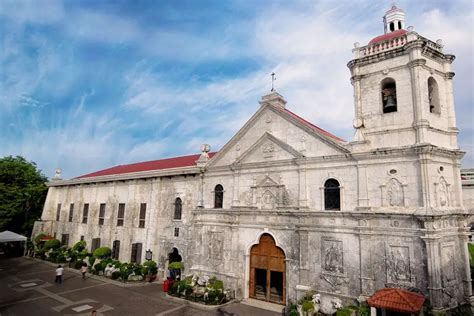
xmin=381 ymin=78 xmax=397 ymax=113
xmin=428 ymin=77 xmax=440 ymax=114
xmin=174 ymin=198 xmax=182 ymax=220
xmin=214 ymin=184 xmax=224 ymax=208
xmin=390 ymin=22 xmax=395 ymax=32
xmin=324 ymin=179 xmax=340 ymax=210
xmin=398 ymin=21 xmax=402 ymax=30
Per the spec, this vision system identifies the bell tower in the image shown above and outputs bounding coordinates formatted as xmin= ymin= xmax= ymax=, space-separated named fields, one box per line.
xmin=348 ymin=5 xmax=458 ymax=150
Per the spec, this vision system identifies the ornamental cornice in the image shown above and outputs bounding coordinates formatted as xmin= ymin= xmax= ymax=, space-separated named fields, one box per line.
xmin=347 ymin=46 xmax=407 ymax=69
xmin=47 ymin=166 xmax=200 ymax=187
xmin=444 ymin=72 xmax=455 ymax=79
xmin=407 ymin=58 xmax=427 ymax=68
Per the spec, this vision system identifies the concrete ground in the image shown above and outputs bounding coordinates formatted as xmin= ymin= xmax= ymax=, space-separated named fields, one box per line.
xmin=0 ymin=257 xmax=282 ymax=316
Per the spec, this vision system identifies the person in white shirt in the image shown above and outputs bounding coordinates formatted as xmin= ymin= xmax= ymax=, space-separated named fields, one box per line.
xmin=55 ymin=265 xmax=64 ymax=284
xmin=81 ymin=264 xmax=88 ymax=280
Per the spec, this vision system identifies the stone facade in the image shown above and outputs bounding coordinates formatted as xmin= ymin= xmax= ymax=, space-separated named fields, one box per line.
xmin=33 ymin=6 xmax=472 ymax=313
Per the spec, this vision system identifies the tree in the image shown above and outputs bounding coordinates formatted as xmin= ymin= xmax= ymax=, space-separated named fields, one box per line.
xmin=0 ymin=156 xmax=48 ymax=235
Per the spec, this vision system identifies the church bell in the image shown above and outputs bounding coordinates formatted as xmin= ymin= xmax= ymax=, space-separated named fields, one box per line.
xmin=383 ymin=95 xmax=397 ymax=112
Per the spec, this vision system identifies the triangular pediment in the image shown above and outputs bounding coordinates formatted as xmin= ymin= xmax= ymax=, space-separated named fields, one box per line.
xmin=257 ymin=175 xmax=282 ymax=187
xmin=208 ymin=101 xmax=349 ymax=168
xmin=233 ymin=132 xmax=303 ymax=166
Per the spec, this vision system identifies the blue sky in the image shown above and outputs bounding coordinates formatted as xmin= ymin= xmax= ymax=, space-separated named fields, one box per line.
xmin=1 ymin=0 xmax=473 ymax=179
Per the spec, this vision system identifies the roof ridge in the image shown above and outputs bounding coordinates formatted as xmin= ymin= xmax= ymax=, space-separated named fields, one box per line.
xmin=75 ymin=152 xmax=217 ymax=179
xmin=278 ymin=106 xmax=345 ymax=142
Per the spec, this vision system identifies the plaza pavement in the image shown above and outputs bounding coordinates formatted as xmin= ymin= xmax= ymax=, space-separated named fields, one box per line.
xmin=0 ymin=257 xmax=281 ymax=316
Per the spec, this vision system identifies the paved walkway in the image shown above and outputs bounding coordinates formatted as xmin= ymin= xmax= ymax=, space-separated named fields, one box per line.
xmin=0 ymin=257 xmax=282 ymax=316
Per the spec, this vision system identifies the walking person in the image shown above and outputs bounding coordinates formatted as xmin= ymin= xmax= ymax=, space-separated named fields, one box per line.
xmin=81 ymin=263 xmax=87 ymax=280
xmin=55 ymin=265 xmax=64 ymax=284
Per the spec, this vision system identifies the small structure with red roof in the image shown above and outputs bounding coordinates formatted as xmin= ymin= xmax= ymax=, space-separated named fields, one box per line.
xmin=368 ymin=288 xmax=425 ymax=315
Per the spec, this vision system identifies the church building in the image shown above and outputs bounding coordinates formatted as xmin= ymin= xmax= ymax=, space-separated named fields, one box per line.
xmin=33 ymin=5 xmax=472 ymax=313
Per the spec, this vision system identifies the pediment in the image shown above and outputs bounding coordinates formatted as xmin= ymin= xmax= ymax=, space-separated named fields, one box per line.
xmin=208 ymin=103 xmax=349 ymax=168
xmin=256 ymin=175 xmax=282 ymax=187
xmin=233 ymin=132 xmax=303 ymax=166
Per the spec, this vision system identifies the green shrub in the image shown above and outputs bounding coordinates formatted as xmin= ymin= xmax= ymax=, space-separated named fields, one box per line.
xmin=93 ymin=247 xmax=112 ymax=259
xmin=302 ymin=301 xmax=315 ymax=312
xmin=34 ymin=233 xmax=47 ymax=245
xmin=212 ymin=280 xmax=224 ymax=291
xmin=44 ymin=239 xmax=61 ymax=250
xmin=336 ymin=308 xmax=352 ymax=316
xmin=88 ymin=256 xmax=96 ymax=266
xmin=358 ymin=305 xmax=370 ymax=316
xmin=468 ymin=244 xmax=474 ymax=268
xmin=111 ymin=271 xmax=121 ymax=280
xmin=144 ymin=260 xmax=158 ymax=275
xmin=72 ymin=240 xmax=86 ymax=252
xmin=74 ymin=260 xmax=85 ymax=269
xmin=168 ymin=261 xmax=184 ymax=270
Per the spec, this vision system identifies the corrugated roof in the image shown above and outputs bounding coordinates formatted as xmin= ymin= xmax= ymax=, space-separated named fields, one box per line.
xmin=76 ymin=152 xmax=217 ymax=179
xmin=367 ymin=288 xmax=425 ymax=313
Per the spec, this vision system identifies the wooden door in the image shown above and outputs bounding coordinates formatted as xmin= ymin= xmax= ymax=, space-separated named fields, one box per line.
xmin=249 ymin=234 xmax=286 ymax=304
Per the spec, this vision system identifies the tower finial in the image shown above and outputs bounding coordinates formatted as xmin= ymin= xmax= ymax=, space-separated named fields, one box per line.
xmin=271 ymin=72 xmax=276 ymax=92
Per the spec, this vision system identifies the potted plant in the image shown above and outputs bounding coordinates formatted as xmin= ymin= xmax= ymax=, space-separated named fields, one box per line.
xmin=144 ymin=260 xmax=158 ymax=282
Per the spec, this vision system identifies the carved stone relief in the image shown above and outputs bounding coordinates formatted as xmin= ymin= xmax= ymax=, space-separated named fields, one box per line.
xmin=262 ymin=142 xmax=275 ymax=158
xmin=320 ymin=239 xmax=348 ymax=293
xmin=261 ymin=190 xmax=276 ymax=210
xmin=387 ymin=178 xmax=403 ymax=206
xmin=440 ymin=243 xmax=456 ymax=285
xmin=244 ymin=174 xmax=293 ymax=209
xmin=381 ymin=177 xmax=406 ymax=207
xmin=209 ymin=231 xmax=224 ymax=264
xmin=440 ymin=243 xmax=459 ymax=308
xmin=386 ymin=245 xmax=411 ymax=284
xmin=322 ymin=239 xmax=344 ymax=274
xmin=438 ymin=178 xmax=449 ymax=207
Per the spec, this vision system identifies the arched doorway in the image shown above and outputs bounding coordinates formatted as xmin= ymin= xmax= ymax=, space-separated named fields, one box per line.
xmin=250 ymin=234 xmax=286 ymax=304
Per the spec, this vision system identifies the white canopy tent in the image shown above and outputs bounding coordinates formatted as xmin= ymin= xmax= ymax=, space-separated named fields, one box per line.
xmin=0 ymin=230 xmax=27 ymax=243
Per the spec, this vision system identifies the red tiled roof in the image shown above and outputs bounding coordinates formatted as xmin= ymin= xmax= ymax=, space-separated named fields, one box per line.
xmin=369 ymin=29 xmax=407 ymax=44
xmin=275 ymin=107 xmax=345 ymax=142
xmin=368 ymin=288 xmax=425 ymax=314
xmin=76 ymin=152 xmax=217 ymax=179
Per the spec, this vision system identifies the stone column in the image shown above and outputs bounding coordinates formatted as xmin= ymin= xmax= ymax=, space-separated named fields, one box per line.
xmin=232 ymin=168 xmax=240 ymax=207
xmin=351 ymin=74 xmax=363 ymax=120
xmin=197 ymin=171 xmax=205 ymax=208
xmin=408 ymin=58 xmax=428 ymax=144
xmin=298 ymin=230 xmax=309 ymax=284
xmin=297 ymin=160 xmax=308 ymax=208
xmin=359 ymin=233 xmax=374 ymax=296
xmin=459 ymin=230 xmax=473 ymax=299
xmin=358 ymin=165 xmax=369 ymax=207
xmin=419 ymin=153 xmax=433 ymax=209
xmin=422 ymin=230 xmax=444 ymax=310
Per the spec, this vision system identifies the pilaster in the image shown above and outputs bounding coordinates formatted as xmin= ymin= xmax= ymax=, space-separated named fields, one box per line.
xmin=408 ymin=58 xmax=428 ymax=144
xmin=298 ymin=162 xmax=308 ymax=208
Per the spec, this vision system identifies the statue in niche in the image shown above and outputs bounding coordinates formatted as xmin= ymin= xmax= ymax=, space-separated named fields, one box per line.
xmin=439 ymin=179 xmax=448 ymax=207
xmin=387 ymin=246 xmax=410 ymax=283
xmin=262 ymin=190 xmax=276 ymax=210
xmin=282 ymin=189 xmax=290 ymax=206
xmin=387 ymin=178 xmax=403 ymax=207
xmin=209 ymin=232 xmax=223 ymax=261
xmin=243 ymin=190 xmax=253 ymax=206
xmin=323 ymin=240 xmax=343 ymax=274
